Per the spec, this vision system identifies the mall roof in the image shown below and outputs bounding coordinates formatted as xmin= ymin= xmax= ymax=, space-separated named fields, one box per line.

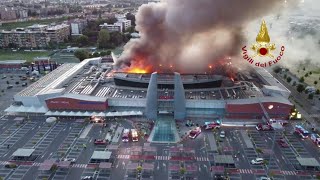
xmin=91 ymin=151 xmax=112 ymax=160
xmin=58 ymin=93 xmax=107 ymax=102
xmin=214 ymin=155 xmax=235 ymax=164
xmin=296 ymin=157 xmax=320 ymax=167
xmin=255 ymin=68 xmax=290 ymax=93
xmin=226 ymin=96 xmax=292 ymax=106
xmin=5 ymin=105 xmax=47 ymax=113
xmin=39 ymin=159 xmax=55 ymax=171
xmin=12 ymin=148 xmax=35 ymax=157
xmin=0 ymin=60 xmax=26 ymax=64
xmin=57 ymin=161 xmax=71 ymax=168
xmin=99 ymin=162 xmax=112 ymax=169
xmin=17 ymin=63 xmax=76 ymax=97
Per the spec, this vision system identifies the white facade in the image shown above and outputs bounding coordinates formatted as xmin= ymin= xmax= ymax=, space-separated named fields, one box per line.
xmin=71 ymin=23 xmax=80 ymax=35
xmin=100 ymin=23 xmax=123 ymax=32
xmin=118 ymin=19 xmax=131 ymax=31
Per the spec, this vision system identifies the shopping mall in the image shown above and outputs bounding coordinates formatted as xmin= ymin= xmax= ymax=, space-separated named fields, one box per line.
xmin=5 ymin=57 xmax=293 ymax=122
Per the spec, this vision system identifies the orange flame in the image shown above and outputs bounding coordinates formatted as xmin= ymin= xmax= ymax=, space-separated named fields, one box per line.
xmin=126 ymin=67 xmax=150 ymax=74
xmin=122 ymin=54 xmax=154 ymax=74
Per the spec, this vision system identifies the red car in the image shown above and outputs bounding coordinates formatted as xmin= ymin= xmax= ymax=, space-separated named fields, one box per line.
xmin=256 ymin=124 xmax=273 ymax=131
xmin=203 ymin=122 xmax=220 ymax=130
xmin=189 ymin=127 xmax=201 ymax=139
xmin=94 ymin=139 xmax=106 ymax=145
xmin=277 ymin=138 xmax=289 ymax=148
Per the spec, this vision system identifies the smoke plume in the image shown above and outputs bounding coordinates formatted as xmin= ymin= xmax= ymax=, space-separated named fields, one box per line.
xmin=115 ymin=0 xmax=298 ymax=73
xmin=245 ymin=0 xmax=320 ymax=70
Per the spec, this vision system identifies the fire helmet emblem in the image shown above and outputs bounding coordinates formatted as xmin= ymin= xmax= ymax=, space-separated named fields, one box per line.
xmin=251 ymin=20 xmax=276 ymax=58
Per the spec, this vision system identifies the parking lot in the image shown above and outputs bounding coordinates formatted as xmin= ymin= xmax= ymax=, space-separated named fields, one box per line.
xmin=0 ymin=71 xmax=35 ymax=114
xmin=0 ymin=115 xmax=319 ymax=180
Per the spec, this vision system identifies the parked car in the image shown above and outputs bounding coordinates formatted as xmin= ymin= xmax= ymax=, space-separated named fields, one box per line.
xmin=62 ymin=158 xmax=76 ymax=164
xmin=185 ymin=120 xmax=194 ymax=127
xmin=1 ymin=76 xmax=6 ymax=79
xmin=81 ymin=176 xmax=93 ymax=180
xmin=15 ymin=81 xmax=19 ymax=84
xmin=22 ymin=82 xmax=27 ymax=86
xmin=94 ymin=139 xmax=107 ymax=145
xmin=259 ymin=177 xmax=272 ymax=180
xmin=251 ymin=158 xmax=264 ymax=164
xmin=277 ymin=138 xmax=289 ymax=148
xmin=251 ymin=158 xmax=264 ymax=165
xmin=7 ymin=85 xmax=13 ymax=89
xmin=5 ymin=163 xmax=17 ymax=168
xmin=203 ymin=122 xmax=220 ymax=130
xmin=20 ymin=76 xmax=27 ymax=81
xmin=214 ymin=174 xmax=227 ymax=180
xmin=219 ymin=131 xmax=226 ymax=138
xmin=256 ymin=124 xmax=273 ymax=131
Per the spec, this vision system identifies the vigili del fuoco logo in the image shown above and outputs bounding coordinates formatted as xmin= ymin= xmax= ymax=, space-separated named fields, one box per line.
xmin=242 ymin=20 xmax=285 ymax=67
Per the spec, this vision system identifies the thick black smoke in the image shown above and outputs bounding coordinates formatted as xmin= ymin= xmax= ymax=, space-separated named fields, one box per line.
xmin=115 ymin=0 xmax=298 ymax=73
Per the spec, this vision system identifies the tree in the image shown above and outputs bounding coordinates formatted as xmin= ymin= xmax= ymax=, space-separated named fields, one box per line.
xmin=305 ymin=73 xmax=309 ymax=77
xmin=136 ymin=166 xmax=142 ymax=173
xmin=100 ymin=50 xmax=111 ymax=56
xmin=303 ymin=67 xmax=305 ymax=71
xmin=97 ymin=29 xmax=110 ymax=49
xmin=314 ymin=81 xmax=318 ymax=85
xmin=126 ymin=26 xmax=135 ymax=33
xmin=309 ymin=71 xmax=312 ymax=75
xmin=273 ymin=66 xmax=281 ymax=73
xmin=74 ymin=50 xmax=89 ymax=61
xmin=297 ymin=84 xmax=305 ymax=93
xmin=109 ymin=32 xmax=124 ymax=46
xmin=126 ymin=13 xmax=136 ymax=26
xmin=287 ymin=77 xmax=292 ymax=83
xmin=76 ymin=35 xmax=89 ymax=47
xmin=292 ymin=81 xmax=296 ymax=86
xmin=308 ymin=93 xmax=314 ymax=100
xmin=299 ymin=77 xmax=304 ymax=83
xmin=179 ymin=167 xmax=186 ymax=176
xmin=92 ymin=52 xmax=100 ymax=57
xmin=316 ymin=89 xmax=320 ymax=94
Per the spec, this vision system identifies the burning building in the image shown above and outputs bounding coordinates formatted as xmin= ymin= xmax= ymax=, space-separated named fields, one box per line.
xmin=114 ymin=0 xmax=297 ymax=74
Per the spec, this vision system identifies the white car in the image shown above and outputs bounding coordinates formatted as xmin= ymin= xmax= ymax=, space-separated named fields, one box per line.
xmin=258 ymin=177 xmax=272 ymax=180
xmin=251 ymin=158 xmax=264 ymax=165
xmin=219 ymin=131 xmax=225 ymax=138
xmin=62 ymin=158 xmax=76 ymax=164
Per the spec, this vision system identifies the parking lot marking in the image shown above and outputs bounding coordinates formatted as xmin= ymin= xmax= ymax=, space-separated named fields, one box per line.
xmin=32 ymin=162 xmax=41 ymax=166
xmin=239 ymin=169 xmax=254 ymax=174
xmin=117 ymin=154 xmax=130 ymax=159
xmin=281 ymin=170 xmax=297 ymax=175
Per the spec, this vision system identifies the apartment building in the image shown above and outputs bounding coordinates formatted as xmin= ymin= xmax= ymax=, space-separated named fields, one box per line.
xmin=0 ymin=6 xmax=17 ymax=21
xmin=99 ymin=14 xmax=132 ymax=33
xmin=0 ymin=28 xmax=49 ymax=49
xmin=46 ymin=24 xmax=70 ymax=43
xmin=70 ymin=19 xmax=88 ymax=35
xmin=99 ymin=22 xmax=123 ymax=32
xmin=0 ymin=24 xmax=70 ymax=48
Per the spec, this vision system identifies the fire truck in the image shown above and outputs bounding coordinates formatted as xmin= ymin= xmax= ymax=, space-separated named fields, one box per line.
xmin=295 ymin=125 xmax=309 ymax=139
xmin=131 ymin=129 xmax=139 ymax=142
xmin=122 ymin=129 xmax=130 ymax=142
xmin=311 ymin=134 xmax=320 ymax=147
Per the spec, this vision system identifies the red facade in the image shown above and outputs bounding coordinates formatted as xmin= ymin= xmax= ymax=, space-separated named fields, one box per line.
xmin=225 ymin=102 xmax=292 ymax=119
xmin=46 ymin=97 xmax=108 ymax=111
